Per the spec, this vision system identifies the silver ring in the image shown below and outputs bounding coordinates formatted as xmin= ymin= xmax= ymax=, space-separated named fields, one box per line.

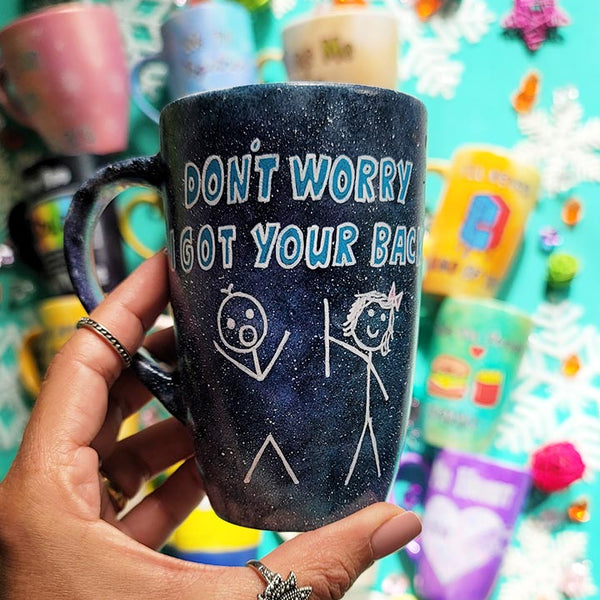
xmin=76 ymin=317 xmax=132 ymax=368
xmin=247 ymin=560 xmax=312 ymax=600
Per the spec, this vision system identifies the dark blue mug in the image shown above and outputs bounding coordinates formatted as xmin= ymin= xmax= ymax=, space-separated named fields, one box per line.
xmin=64 ymin=83 xmax=427 ymax=531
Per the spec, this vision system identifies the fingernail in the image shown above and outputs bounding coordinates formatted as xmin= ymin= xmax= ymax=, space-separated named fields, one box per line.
xmin=371 ymin=511 xmax=422 ymax=560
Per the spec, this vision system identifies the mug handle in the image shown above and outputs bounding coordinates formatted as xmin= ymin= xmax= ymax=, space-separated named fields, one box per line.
xmin=63 ymin=155 xmax=185 ymax=424
xmin=119 ymin=192 xmax=164 ymax=259
xmin=130 ymin=54 xmax=164 ymax=124
xmin=18 ymin=329 xmax=43 ymax=398
xmin=426 ymin=159 xmax=451 ymax=178
xmin=256 ymin=48 xmax=283 ymax=82
xmin=0 ymin=62 xmax=35 ymax=127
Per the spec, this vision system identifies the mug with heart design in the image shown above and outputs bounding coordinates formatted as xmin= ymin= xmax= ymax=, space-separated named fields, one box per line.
xmin=422 ymin=296 xmax=532 ymax=454
xmin=415 ymin=449 xmax=530 ymax=600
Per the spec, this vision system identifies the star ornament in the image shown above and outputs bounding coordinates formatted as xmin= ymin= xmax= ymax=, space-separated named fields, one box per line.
xmin=502 ymin=0 xmax=570 ymax=51
xmin=259 ymin=572 xmax=312 ymax=600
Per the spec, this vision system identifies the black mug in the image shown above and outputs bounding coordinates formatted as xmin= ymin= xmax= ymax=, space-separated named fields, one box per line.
xmin=64 ymin=83 xmax=427 ymax=531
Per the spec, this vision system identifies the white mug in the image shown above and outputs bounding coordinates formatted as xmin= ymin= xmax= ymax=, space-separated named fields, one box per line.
xmin=282 ymin=9 xmax=399 ymax=89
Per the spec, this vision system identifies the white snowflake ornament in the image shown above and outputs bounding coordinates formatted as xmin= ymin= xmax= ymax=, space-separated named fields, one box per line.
xmin=498 ymin=518 xmax=597 ymax=600
xmin=385 ymin=0 xmax=495 ymax=98
xmin=513 ymin=86 xmax=600 ymax=196
xmin=494 ymin=301 xmax=600 ymax=476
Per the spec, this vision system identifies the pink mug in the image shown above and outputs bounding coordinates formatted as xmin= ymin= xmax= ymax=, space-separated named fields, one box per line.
xmin=0 ymin=3 xmax=129 ymax=155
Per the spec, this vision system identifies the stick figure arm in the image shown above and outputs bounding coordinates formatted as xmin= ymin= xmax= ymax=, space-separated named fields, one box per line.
xmin=259 ymin=329 xmax=291 ymax=381
xmin=368 ymin=363 xmax=389 ymax=401
xmin=329 ymin=336 xmax=371 ymax=365
xmin=214 ymin=341 xmax=262 ymax=381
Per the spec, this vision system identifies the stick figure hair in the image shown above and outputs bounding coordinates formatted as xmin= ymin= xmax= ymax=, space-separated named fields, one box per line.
xmin=342 ymin=283 xmax=403 ymax=356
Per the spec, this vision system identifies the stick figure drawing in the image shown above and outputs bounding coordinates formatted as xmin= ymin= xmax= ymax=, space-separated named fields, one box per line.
xmin=324 ymin=284 xmax=403 ymax=486
xmin=214 ymin=285 xmax=290 ymax=382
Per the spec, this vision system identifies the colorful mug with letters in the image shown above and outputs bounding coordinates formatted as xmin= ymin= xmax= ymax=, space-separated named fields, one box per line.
xmin=282 ymin=8 xmax=399 ymax=89
xmin=422 ymin=296 xmax=532 ymax=453
xmin=422 ymin=146 xmax=540 ymax=298
xmin=415 ymin=450 xmax=530 ymax=600
xmin=64 ymin=83 xmax=426 ymax=531
xmin=0 ymin=3 xmax=129 ymax=154
xmin=131 ymin=1 xmax=274 ymax=123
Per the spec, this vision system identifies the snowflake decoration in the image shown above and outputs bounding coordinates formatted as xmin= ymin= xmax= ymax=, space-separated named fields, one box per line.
xmin=110 ymin=0 xmax=176 ymax=102
xmin=497 ymin=517 xmax=597 ymax=600
xmin=272 ymin=0 xmax=298 ymax=20
xmin=384 ymin=0 xmax=496 ymax=99
xmin=494 ymin=301 xmax=600 ymax=476
xmin=513 ymin=86 xmax=600 ymax=196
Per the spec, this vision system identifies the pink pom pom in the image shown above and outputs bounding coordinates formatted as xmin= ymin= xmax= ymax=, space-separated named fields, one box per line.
xmin=531 ymin=442 xmax=585 ymax=493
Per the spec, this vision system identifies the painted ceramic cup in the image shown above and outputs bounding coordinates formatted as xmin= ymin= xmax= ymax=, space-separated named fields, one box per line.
xmin=19 ymin=295 xmax=87 ymax=398
xmin=22 ymin=155 xmax=126 ymax=295
xmin=131 ymin=1 xmax=277 ymax=123
xmin=422 ymin=146 xmax=540 ymax=298
xmin=422 ymin=297 xmax=532 ymax=453
xmin=282 ymin=8 xmax=399 ymax=89
xmin=64 ymin=83 xmax=426 ymax=531
xmin=415 ymin=449 xmax=530 ymax=600
xmin=0 ymin=3 xmax=129 ymax=154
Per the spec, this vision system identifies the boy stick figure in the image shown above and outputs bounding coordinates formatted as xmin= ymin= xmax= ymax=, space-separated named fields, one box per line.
xmin=324 ymin=284 xmax=403 ymax=486
xmin=214 ymin=285 xmax=290 ymax=382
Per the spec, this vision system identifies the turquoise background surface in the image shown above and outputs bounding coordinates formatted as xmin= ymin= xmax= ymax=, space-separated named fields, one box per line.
xmin=0 ymin=0 xmax=598 ymax=598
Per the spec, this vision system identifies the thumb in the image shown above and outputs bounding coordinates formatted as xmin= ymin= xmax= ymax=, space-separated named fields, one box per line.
xmin=254 ymin=503 xmax=421 ymax=600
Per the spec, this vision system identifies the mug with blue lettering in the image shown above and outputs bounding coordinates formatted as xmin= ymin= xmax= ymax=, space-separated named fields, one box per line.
xmin=131 ymin=1 xmax=273 ymax=123
xmin=423 ymin=146 xmax=540 ymax=298
xmin=63 ymin=83 xmax=426 ymax=531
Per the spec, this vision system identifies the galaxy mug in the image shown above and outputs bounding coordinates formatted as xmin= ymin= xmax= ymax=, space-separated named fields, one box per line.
xmin=131 ymin=1 xmax=278 ymax=123
xmin=415 ymin=449 xmax=530 ymax=600
xmin=0 ymin=3 xmax=129 ymax=154
xmin=422 ymin=146 xmax=540 ymax=298
xmin=422 ymin=296 xmax=532 ymax=453
xmin=282 ymin=8 xmax=399 ymax=89
xmin=64 ymin=83 xmax=426 ymax=530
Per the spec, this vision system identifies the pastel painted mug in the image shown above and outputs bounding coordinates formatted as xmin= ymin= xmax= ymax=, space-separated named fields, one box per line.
xmin=415 ymin=449 xmax=530 ymax=600
xmin=0 ymin=3 xmax=129 ymax=154
xmin=422 ymin=296 xmax=532 ymax=453
xmin=64 ymin=83 xmax=426 ymax=531
xmin=422 ymin=146 xmax=540 ymax=298
xmin=282 ymin=8 xmax=399 ymax=89
xmin=131 ymin=1 xmax=279 ymax=123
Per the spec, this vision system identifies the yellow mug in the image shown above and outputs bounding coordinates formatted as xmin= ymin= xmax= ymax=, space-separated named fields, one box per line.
xmin=19 ymin=295 xmax=87 ymax=397
xmin=423 ymin=146 xmax=540 ymax=298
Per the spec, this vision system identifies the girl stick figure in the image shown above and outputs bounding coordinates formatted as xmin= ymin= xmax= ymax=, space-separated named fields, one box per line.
xmin=324 ymin=284 xmax=403 ymax=486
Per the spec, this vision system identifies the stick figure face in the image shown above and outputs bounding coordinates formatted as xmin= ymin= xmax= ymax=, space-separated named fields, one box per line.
xmin=217 ymin=291 xmax=268 ymax=354
xmin=351 ymin=300 xmax=392 ymax=353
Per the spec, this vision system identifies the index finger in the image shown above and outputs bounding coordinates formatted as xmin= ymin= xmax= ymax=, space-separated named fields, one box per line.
xmin=24 ymin=251 xmax=170 ymax=458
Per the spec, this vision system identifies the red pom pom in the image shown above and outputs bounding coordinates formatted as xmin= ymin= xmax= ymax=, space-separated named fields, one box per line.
xmin=531 ymin=442 xmax=585 ymax=493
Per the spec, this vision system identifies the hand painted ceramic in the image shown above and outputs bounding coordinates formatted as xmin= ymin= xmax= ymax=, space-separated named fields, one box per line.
xmin=131 ymin=1 xmax=263 ymax=123
xmin=415 ymin=450 xmax=530 ymax=600
xmin=22 ymin=155 xmax=126 ymax=295
xmin=0 ymin=3 xmax=129 ymax=154
xmin=63 ymin=83 xmax=426 ymax=531
xmin=422 ymin=297 xmax=532 ymax=453
xmin=423 ymin=146 xmax=540 ymax=298
xmin=19 ymin=294 xmax=87 ymax=398
xmin=282 ymin=8 xmax=399 ymax=89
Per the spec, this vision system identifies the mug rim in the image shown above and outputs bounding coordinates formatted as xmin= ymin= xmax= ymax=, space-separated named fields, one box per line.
xmin=282 ymin=7 xmax=397 ymax=32
xmin=160 ymin=82 xmax=426 ymax=123
xmin=441 ymin=295 xmax=533 ymax=324
xmin=161 ymin=0 xmax=250 ymax=31
xmin=0 ymin=2 xmax=114 ymax=38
